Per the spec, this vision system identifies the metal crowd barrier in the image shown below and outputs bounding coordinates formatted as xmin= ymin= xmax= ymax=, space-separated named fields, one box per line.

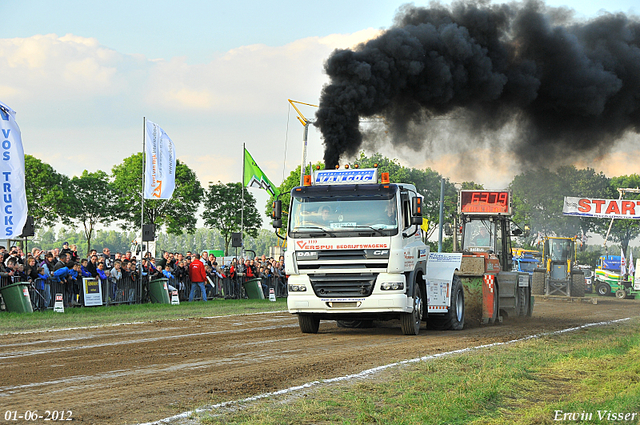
xmin=0 ymin=271 xmax=289 ymax=311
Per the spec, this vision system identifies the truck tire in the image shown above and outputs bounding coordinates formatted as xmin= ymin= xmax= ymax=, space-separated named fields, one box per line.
xmin=596 ymin=283 xmax=611 ymax=297
xmin=517 ymin=286 xmax=529 ymax=316
xmin=427 ymin=276 xmax=464 ymax=330
xmin=298 ymin=314 xmax=320 ymax=334
xmin=532 ymin=271 xmax=545 ymax=296
xmin=401 ymin=283 xmax=423 ymax=335
xmin=571 ymin=272 xmax=585 ymax=297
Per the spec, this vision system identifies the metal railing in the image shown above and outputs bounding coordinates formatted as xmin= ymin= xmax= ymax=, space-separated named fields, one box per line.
xmin=0 ymin=272 xmax=289 ymax=310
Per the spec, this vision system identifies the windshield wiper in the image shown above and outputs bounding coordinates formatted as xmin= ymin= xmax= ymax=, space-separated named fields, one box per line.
xmin=292 ymin=225 xmax=338 ymax=237
xmin=345 ymin=225 xmax=388 ymax=237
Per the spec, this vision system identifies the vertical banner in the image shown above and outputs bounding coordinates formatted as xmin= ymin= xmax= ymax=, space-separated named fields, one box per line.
xmin=144 ymin=120 xmax=176 ymax=199
xmin=0 ymin=101 xmax=28 ymax=238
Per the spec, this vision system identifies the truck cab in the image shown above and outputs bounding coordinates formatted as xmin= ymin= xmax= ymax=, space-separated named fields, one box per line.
xmin=278 ymin=167 xmax=460 ymax=335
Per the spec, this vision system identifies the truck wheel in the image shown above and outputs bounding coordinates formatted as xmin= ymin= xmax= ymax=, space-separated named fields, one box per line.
xmin=517 ymin=286 xmax=529 ymax=316
xmin=615 ymin=289 xmax=628 ymax=299
xmin=298 ymin=314 xmax=320 ymax=333
xmin=427 ymin=276 xmax=464 ymax=330
xmin=532 ymin=271 xmax=545 ymax=296
xmin=489 ymin=282 xmax=499 ymax=324
xmin=571 ymin=272 xmax=585 ymax=297
xmin=596 ymin=283 xmax=611 ymax=297
xmin=401 ymin=283 xmax=423 ymax=335
xmin=337 ymin=320 xmax=373 ymax=328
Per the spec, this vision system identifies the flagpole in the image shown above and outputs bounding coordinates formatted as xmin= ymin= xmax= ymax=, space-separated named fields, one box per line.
xmin=241 ymin=142 xmax=245 ymax=258
xmin=141 ymin=117 xmax=146 ymax=300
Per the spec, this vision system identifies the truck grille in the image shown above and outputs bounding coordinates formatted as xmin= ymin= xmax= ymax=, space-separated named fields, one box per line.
xmin=309 ymin=273 xmax=377 ymax=297
xmin=297 ymin=249 xmax=388 ymax=271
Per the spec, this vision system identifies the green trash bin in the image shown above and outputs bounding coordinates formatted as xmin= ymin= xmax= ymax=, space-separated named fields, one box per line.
xmin=148 ymin=278 xmax=171 ymax=304
xmin=0 ymin=282 xmax=34 ymax=313
xmin=243 ymin=278 xmax=265 ymax=300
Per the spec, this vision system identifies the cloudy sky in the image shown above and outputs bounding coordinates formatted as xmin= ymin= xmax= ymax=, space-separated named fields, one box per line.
xmin=1 ymin=0 xmax=639 ymax=225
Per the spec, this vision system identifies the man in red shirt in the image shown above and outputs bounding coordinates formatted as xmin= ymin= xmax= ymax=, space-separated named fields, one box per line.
xmin=188 ymin=253 xmax=208 ymax=302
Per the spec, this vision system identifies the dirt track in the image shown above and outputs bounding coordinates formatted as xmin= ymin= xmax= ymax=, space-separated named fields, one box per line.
xmin=1 ymin=297 xmax=639 ymax=424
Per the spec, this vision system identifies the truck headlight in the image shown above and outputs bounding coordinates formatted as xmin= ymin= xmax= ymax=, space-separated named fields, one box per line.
xmin=380 ymin=282 xmax=404 ymax=290
xmin=288 ymin=284 xmax=307 ymax=292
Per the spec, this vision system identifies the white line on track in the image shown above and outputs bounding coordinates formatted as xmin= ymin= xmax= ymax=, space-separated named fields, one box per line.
xmin=138 ymin=317 xmax=636 ymax=425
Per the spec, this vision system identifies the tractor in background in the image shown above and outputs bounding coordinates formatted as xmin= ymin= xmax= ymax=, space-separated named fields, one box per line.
xmin=532 ymin=236 xmax=584 ymax=297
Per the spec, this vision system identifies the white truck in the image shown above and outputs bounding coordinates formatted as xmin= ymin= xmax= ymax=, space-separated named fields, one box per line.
xmin=273 ymin=167 xmax=462 ymax=335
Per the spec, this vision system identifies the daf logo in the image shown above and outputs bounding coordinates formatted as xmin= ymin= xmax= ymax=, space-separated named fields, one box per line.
xmin=296 ymin=251 xmax=318 ymax=260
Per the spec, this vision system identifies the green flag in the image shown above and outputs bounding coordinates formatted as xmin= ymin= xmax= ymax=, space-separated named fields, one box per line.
xmin=243 ymin=148 xmax=280 ymax=197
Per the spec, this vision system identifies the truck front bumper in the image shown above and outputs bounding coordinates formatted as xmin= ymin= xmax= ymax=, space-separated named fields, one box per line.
xmin=287 ymin=274 xmax=412 ymax=315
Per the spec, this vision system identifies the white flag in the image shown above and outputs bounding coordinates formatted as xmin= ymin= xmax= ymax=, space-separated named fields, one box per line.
xmin=144 ymin=120 xmax=176 ymax=199
xmin=0 ymin=101 xmax=28 ymax=238
xmin=629 ymin=250 xmax=635 ymax=275
xmin=620 ymin=248 xmax=627 ymax=276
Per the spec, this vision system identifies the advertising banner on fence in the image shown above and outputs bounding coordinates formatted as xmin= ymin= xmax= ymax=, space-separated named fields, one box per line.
xmin=0 ymin=101 xmax=28 ymax=238
xmin=144 ymin=120 xmax=176 ymax=199
xmin=83 ymin=278 xmax=102 ymax=307
xmin=563 ymin=196 xmax=640 ymax=219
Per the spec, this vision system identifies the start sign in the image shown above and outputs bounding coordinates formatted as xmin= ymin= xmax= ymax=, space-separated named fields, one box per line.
xmin=563 ymin=196 xmax=640 ymax=219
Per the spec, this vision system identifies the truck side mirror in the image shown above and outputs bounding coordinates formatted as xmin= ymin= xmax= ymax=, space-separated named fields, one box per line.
xmin=411 ymin=197 xmax=423 ymax=225
xmin=272 ymin=200 xmax=282 ymax=229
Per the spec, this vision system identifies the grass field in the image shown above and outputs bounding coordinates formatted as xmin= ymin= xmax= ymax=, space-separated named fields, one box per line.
xmin=0 ymin=298 xmax=288 ymax=334
xmin=195 ymin=318 xmax=640 ymax=425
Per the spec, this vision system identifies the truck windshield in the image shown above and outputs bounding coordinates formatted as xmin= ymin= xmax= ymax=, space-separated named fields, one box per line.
xmin=519 ymin=261 xmax=538 ymax=272
xmin=289 ymin=186 xmax=398 ymax=238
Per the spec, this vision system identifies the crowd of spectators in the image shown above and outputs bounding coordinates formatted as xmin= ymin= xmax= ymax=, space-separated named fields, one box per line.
xmin=0 ymin=243 xmax=287 ymax=310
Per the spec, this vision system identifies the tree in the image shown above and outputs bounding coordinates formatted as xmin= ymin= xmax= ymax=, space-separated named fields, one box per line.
xmin=69 ymin=170 xmax=116 ymax=256
xmin=604 ymin=175 xmax=640 ymax=255
xmin=203 ymin=182 xmax=261 ymax=255
xmin=24 ymin=155 xmax=73 ymax=227
xmin=510 ymin=166 xmax=612 ymax=243
xmin=111 ymin=153 xmax=204 ymax=234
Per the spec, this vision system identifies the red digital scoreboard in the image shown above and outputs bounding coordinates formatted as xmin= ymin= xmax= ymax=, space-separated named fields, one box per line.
xmin=459 ymin=190 xmax=511 ymax=215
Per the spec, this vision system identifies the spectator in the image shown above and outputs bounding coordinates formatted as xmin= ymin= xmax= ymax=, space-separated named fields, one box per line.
xmin=102 ymin=248 xmax=113 ymax=269
xmin=110 ymin=260 xmax=122 ymax=302
xmin=258 ymin=266 xmax=269 ymax=298
xmin=157 ymin=252 xmax=169 ymax=269
xmin=60 ymin=242 xmax=72 ymax=259
xmin=96 ymin=262 xmax=109 ymax=295
xmin=69 ymin=245 xmax=79 ymax=262
xmin=188 ymin=253 xmax=207 ymax=302
xmin=87 ymin=255 xmax=98 ymax=277
xmin=52 ymin=261 xmax=80 ymax=307
xmin=54 ymin=253 xmax=68 ymax=271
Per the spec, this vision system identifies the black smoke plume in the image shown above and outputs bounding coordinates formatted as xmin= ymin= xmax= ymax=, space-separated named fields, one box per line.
xmin=316 ymin=0 xmax=640 ymax=169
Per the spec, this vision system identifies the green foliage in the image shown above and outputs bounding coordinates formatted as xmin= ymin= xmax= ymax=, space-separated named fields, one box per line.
xmin=111 ymin=153 xmax=204 ymax=235
xmin=265 ymin=163 xmax=324 ymax=235
xmin=24 ymin=155 xmax=72 ymax=227
xmin=69 ymin=170 xmax=116 ymax=254
xmin=510 ymin=166 xmax=613 ymax=243
xmin=605 ymin=175 xmax=640 ymax=255
xmin=203 ymin=182 xmax=261 ymax=255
